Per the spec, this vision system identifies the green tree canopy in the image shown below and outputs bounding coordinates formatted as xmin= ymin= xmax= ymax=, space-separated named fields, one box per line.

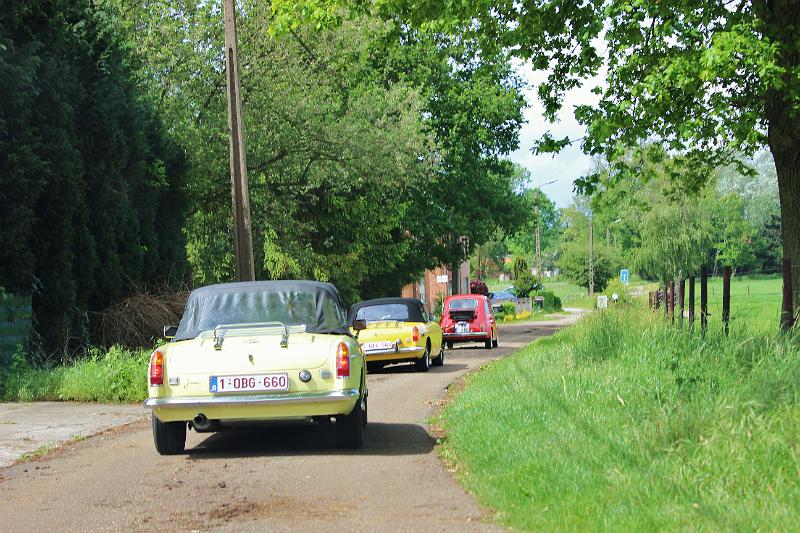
xmin=274 ymin=0 xmax=800 ymax=322
xmin=0 ymin=0 xmax=187 ymax=355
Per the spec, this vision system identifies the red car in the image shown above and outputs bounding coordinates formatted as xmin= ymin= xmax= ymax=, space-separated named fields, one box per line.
xmin=440 ymin=294 xmax=498 ymax=349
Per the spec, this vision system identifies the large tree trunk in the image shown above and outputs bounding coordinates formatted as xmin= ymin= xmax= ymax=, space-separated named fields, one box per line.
xmin=764 ymin=0 xmax=800 ymax=326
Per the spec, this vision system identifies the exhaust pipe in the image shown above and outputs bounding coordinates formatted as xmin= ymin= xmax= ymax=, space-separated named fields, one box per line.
xmin=193 ymin=413 xmax=211 ymax=431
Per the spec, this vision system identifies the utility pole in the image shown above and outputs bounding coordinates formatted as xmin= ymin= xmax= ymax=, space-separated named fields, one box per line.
xmin=535 ymin=207 xmax=542 ymax=276
xmin=588 ymin=212 xmax=594 ymax=296
xmin=223 ymin=0 xmax=255 ymax=282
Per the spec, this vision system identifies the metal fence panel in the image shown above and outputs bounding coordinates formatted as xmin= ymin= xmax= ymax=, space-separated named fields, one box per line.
xmin=0 ymin=294 xmax=32 ymax=358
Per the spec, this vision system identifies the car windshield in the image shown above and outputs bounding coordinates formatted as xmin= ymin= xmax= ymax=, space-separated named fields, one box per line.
xmin=174 ymin=282 xmax=347 ymax=341
xmin=356 ymin=304 xmax=411 ymax=322
xmin=448 ymin=298 xmax=479 ymax=310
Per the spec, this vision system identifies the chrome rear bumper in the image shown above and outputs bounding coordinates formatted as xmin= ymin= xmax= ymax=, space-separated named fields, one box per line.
xmin=362 ymin=346 xmax=420 ymax=356
xmin=144 ymin=389 xmax=360 ymax=410
xmin=443 ymin=332 xmax=489 ymax=339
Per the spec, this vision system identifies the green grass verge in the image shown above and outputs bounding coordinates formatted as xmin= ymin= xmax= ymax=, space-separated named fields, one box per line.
xmin=436 ymin=306 xmax=800 ymax=531
xmin=0 ymin=346 xmax=150 ymax=403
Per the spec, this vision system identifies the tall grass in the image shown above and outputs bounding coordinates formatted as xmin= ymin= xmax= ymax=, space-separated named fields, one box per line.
xmin=437 ymin=307 xmax=800 ymax=531
xmin=0 ymin=346 xmax=150 ymax=403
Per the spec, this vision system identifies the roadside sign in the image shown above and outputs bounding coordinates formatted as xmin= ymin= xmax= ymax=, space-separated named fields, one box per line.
xmin=436 ymin=274 xmax=449 ymax=283
xmin=597 ymin=295 xmax=608 ymax=309
xmin=620 ymin=269 xmax=630 ymax=284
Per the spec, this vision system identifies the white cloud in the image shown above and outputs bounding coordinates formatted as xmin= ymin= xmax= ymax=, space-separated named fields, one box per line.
xmin=509 ymin=61 xmax=605 ymax=208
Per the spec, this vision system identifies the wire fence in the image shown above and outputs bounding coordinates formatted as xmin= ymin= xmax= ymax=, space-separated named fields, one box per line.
xmin=0 ymin=293 xmax=32 ymax=359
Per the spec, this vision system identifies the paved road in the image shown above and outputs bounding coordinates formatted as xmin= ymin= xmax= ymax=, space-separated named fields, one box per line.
xmin=0 ymin=320 xmax=571 ymax=532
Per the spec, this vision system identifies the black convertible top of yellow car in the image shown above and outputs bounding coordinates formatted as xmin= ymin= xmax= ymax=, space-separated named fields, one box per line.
xmin=348 ymin=297 xmax=426 ymax=325
xmin=174 ymin=280 xmax=349 ymax=341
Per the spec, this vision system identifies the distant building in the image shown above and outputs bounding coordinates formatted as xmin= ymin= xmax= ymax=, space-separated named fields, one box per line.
xmin=401 ymin=261 xmax=470 ymax=314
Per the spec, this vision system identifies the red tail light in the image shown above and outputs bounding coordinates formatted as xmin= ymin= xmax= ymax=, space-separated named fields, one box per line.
xmin=412 ymin=326 xmax=420 ymax=342
xmin=336 ymin=342 xmax=350 ymax=378
xmin=149 ymin=350 xmax=164 ymax=386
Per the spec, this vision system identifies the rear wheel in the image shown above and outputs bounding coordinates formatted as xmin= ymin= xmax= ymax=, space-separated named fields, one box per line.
xmin=415 ymin=343 xmax=431 ymax=372
xmin=492 ymin=337 xmax=498 ymax=348
xmin=151 ymin=414 xmax=186 ymax=455
xmin=446 ymin=341 xmax=454 ymax=350
xmin=484 ymin=338 xmax=492 ymax=349
xmin=336 ymin=394 xmax=365 ymax=449
xmin=433 ymin=346 xmax=445 ymax=367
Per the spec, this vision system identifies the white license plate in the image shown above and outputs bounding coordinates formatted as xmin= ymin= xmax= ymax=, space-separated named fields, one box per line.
xmin=456 ymin=322 xmax=469 ymax=333
xmin=209 ymin=373 xmax=288 ymax=393
xmin=361 ymin=341 xmax=394 ymax=351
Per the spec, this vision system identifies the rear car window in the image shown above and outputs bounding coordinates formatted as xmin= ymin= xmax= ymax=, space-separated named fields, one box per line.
xmin=356 ymin=303 xmax=411 ymax=322
xmin=448 ymin=298 xmax=479 ymax=310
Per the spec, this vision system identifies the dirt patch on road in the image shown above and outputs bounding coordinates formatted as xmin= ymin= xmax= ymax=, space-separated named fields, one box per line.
xmin=170 ymin=495 xmax=351 ymax=530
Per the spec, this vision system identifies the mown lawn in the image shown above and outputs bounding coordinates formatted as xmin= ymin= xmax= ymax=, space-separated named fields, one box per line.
xmin=436 ymin=307 xmax=800 ymax=531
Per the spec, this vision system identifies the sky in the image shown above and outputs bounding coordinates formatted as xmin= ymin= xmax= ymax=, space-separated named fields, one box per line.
xmin=509 ymin=61 xmax=604 ymax=208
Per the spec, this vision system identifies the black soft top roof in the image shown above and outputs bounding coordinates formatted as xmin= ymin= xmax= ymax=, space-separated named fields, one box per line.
xmin=174 ymin=280 xmax=348 ymax=341
xmin=348 ymin=297 xmax=426 ymax=324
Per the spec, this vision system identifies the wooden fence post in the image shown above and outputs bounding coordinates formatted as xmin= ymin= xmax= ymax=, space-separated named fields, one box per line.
xmin=669 ymin=281 xmax=675 ymax=324
xmin=722 ymin=266 xmax=732 ymax=336
xmin=663 ymin=286 xmax=669 ymax=320
xmin=678 ymin=277 xmax=685 ymax=328
xmin=782 ymin=257 xmax=795 ymax=332
xmin=688 ymin=276 xmax=695 ymax=329
xmin=700 ymin=266 xmax=708 ymax=335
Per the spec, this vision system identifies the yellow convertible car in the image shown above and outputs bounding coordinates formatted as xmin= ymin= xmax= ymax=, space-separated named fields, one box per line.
xmin=348 ymin=297 xmax=444 ymax=372
xmin=144 ymin=280 xmax=367 ymax=454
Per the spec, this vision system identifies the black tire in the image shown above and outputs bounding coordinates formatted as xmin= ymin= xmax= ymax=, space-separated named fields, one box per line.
xmin=492 ymin=337 xmax=498 ymax=348
xmin=336 ymin=394 xmax=365 ymax=449
xmin=416 ymin=343 xmax=431 ymax=372
xmin=446 ymin=341 xmax=454 ymax=350
xmin=484 ymin=339 xmax=492 ymax=349
xmin=152 ymin=414 xmax=186 ymax=455
xmin=432 ymin=347 xmax=445 ymax=367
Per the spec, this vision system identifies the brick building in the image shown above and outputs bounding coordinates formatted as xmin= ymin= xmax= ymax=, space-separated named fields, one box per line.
xmin=401 ymin=261 xmax=470 ymax=314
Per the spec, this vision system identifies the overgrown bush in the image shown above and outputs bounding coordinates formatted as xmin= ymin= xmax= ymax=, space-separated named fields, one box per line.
xmin=1 ymin=346 xmax=150 ymax=403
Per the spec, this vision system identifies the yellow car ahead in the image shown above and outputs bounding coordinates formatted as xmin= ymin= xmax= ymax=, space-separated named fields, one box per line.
xmin=348 ymin=297 xmax=444 ymax=372
xmin=144 ymin=281 xmax=367 ymax=455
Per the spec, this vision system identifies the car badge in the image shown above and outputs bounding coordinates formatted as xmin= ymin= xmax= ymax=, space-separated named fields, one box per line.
xmin=248 ymin=354 xmax=255 ymax=365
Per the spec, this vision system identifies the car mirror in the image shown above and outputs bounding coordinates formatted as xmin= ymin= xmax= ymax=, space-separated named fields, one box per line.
xmin=352 ymin=319 xmax=367 ymax=332
xmin=163 ymin=325 xmax=178 ymax=339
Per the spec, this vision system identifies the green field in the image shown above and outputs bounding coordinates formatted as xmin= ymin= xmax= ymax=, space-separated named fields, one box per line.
xmin=436 ymin=306 xmax=800 ymax=531
xmin=487 ymin=274 xmax=784 ymax=331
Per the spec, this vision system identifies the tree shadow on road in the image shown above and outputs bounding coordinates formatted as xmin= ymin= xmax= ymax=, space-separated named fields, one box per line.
xmin=185 ymin=421 xmax=436 ymax=459
xmin=370 ymin=362 xmax=468 ymax=374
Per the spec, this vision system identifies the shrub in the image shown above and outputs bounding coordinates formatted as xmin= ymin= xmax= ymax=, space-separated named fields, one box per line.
xmin=495 ymin=301 xmax=516 ymax=321
xmin=513 ymin=271 xmax=542 ymax=298
xmin=512 ymin=256 xmax=528 ymax=280
xmin=470 ymin=279 xmax=489 ymax=295
xmin=604 ymin=278 xmax=628 ymax=304
xmin=533 ymin=290 xmax=562 ymax=311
